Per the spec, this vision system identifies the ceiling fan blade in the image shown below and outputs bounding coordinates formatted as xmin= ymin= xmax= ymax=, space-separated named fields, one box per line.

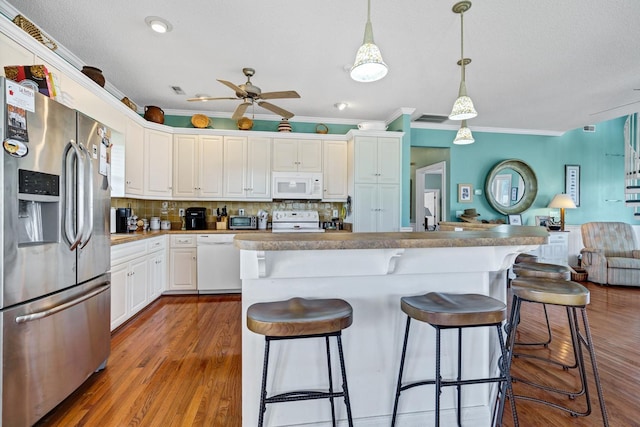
xmin=258 ymin=101 xmax=294 ymax=119
xmin=232 ymin=102 xmax=251 ymax=120
xmin=217 ymin=79 xmax=248 ymax=97
xmin=187 ymin=96 xmax=237 ymax=102
xmin=259 ymin=90 xmax=301 ymax=100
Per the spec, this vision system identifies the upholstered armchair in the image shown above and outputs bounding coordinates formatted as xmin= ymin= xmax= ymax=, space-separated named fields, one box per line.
xmin=580 ymin=222 xmax=640 ymax=286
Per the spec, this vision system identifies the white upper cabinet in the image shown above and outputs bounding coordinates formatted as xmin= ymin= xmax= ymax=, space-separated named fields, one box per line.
xmin=272 ymin=138 xmax=322 ymax=172
xmin=353 ymin=136 xmax=400 ymax=184
xmin=223 ymin=136 xmax=271 ymax=200
xmin=124 ymin=118 xmax=144 ymax=196
xmin=144 ymin=129 xmax=173 ymax=198
xmin=173 ymin=134 xmax=224 ymax=199
xmin=322 ymin=140 xmax=348 ymax=201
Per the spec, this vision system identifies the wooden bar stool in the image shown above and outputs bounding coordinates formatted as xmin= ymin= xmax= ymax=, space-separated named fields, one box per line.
xmin=507 ymin=277 xmax=609 ymax=425
xmin=391 ymin=292 xmax=518 ymax=427
xmin=511 ymin=262 xmax=571 ymax=347
xmin=247 ymin=297 xmax=354 ymax=427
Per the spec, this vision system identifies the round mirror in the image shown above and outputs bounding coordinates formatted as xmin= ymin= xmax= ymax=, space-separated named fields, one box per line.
xmin=485 ymin=159 xmax=537 ymax=215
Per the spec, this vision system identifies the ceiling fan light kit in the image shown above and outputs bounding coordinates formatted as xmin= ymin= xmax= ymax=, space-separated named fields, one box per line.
xmin=350 ymin=0 xmax=388 ymax=83
xmin=449 ymin=1 xmax=477 ymax=144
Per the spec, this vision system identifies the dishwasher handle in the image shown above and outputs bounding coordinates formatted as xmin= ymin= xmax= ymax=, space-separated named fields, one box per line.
xmin=15 ymin=284 xmax=110 ymax=324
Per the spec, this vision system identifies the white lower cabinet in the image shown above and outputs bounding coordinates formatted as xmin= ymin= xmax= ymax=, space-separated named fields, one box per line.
xmin=529 ymin=231 xmax=569 ymax=265
xmin=110 ymin=236 xmax=167 ymax=330
xmin=168 ymin=235 xmax=197 ymax=291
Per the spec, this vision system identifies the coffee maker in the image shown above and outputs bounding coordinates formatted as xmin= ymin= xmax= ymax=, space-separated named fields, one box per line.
xmin=185 ymin=207 xmax=207 ymax=230
xmin=115 ymin=208 xmax=131 ymax=233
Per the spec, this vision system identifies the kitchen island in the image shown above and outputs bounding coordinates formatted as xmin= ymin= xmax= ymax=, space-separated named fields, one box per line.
xmin=235 ymin=226 xmax=547 ymax=427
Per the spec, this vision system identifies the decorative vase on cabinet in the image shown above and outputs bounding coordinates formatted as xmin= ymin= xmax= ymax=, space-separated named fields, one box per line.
xmin=81 ymin=66 xmax=105 ymax=87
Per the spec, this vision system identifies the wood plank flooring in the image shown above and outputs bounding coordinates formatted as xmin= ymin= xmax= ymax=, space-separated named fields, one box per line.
xmin=35 ymin=283 xmax=640 ymax=426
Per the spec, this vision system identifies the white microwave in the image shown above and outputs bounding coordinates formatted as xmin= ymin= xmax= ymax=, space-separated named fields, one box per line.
xmin=272 ymin=171 xmax=323 ymax=200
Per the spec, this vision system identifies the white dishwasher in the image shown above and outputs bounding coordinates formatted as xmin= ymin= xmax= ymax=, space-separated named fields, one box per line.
xmin=196 ymin=234 xmax=242 ymax=293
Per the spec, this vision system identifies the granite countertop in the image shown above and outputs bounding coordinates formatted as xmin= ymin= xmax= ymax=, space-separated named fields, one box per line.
xmin=110 ymin=228 xmax=349 ymax=246
xmin=233 ymin=225 xmax=549 ymax=251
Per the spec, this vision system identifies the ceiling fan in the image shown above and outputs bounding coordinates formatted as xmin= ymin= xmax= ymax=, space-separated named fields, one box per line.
xmin=187 ymin=67 xmax=300 ymax=120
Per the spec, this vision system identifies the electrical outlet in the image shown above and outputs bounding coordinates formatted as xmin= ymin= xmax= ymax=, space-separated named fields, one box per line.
xmin=178 ymin=208 xmax=185 ymax=217
xmin=332 ymin=209 xmax=339 ymax=218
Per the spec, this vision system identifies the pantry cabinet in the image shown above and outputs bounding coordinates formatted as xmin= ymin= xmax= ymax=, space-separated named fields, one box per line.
xmin=353 ymin=136 xmax=400 ymax=185
xmin=272 ymin=138 xmax=322 ymax=172
xmin=173 ymin=134 xmax=224 ymax=198
xmin=223 ymin=136 xmax=271 ymax=200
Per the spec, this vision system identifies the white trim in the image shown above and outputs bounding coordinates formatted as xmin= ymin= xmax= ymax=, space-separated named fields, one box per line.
xmin=411 ymin=120 xmax=565 ymax=137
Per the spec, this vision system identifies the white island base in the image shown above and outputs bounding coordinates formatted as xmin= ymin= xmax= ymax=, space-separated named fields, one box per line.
xmin=238 ymin=231 xmax=543 ymax=427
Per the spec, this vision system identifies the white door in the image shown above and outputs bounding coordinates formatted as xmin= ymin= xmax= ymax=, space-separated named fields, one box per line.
xmin=125 ymin=119 xmax=144 ymax=196
xmin=377 ymin=137 xmax=401 ymax=184
xmin=272 ymin=138 xmax=298 ymax=171
xmin=297 ymin=139 xmax=323 ymax=172
xmin=223 ymin=136 xmax=247 ymax=198
xmin=199 ymin=136 xmax=224 ymax=197
xmin=378 ymin=184 xmax=400 ymax=232
xmin=173 ymin=134 xmax=198 ymax=197
xmin=423 ymin=190 xmax=439 ymax=231
xmin=144 ymin=129 xmax=173 ymax=197
xmin=354 ymin=183 xmax=378 ymax=232
xmin=246 ymin=137 xmax=271 ymax=199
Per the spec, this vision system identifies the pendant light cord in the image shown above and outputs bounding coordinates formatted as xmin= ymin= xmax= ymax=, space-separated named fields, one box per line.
xmin=460 ymin=11 xmax=465 ymax=82
xmin=367 ymin=0 xmax=371 ymax=23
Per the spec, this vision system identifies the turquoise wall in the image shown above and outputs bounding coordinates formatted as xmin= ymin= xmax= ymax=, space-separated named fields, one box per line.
xmin=409 ymin=116 xmax=632 ymax=226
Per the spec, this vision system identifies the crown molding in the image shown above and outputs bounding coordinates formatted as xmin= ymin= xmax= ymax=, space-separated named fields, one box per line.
xmin=410 ymin=121 xmax=565 ymax=137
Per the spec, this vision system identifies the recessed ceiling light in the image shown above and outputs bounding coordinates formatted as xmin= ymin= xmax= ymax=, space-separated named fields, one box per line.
xmin=145 ymin=16 xmax=173 ymax=33
xmin=334 ymin=102 xmax=348 ymax=110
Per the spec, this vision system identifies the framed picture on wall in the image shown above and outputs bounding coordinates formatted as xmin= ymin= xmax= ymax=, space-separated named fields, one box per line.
xmin=458 ymin=183 xmax=473 ymax=203
xmin=535 ymin=215 xmax=550 ymax=227
xmin=510 ymin=187 xmax=518 ymax=202
xmin=508 ymin=214 xmax=522 ymax=225
xmin=565 ymin=165 xmax=580 ymax=207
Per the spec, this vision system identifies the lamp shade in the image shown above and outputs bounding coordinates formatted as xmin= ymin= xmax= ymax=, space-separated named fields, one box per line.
xmin=449 ymin=81 xmax=477 ymax=120
xmin=548 ymin=193 xmax=576 ymax=209
xmin=350 ymin=22 xmax=388 ymax=82
xmin=453 ymin=120 xmax=475 ymax=145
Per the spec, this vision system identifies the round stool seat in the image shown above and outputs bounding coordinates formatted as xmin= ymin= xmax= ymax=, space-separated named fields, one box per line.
xmin=511 ymin=277 xmax=590 ymax=306
xmin=515 ymin=253 xmax=538 ymax=264
xmin=401 ymin=292 xmax=506 ymax=327
xmin=513 ymin=262 xmax=571 ymax=280
xmin=247 ymin=297 xmax=353 ymax=337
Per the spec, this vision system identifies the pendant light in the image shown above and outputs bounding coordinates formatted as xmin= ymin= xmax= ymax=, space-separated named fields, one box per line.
xmin=449 ymin=1 xmax=477 ymax=120
xmin=453 ymin=120 xmax=475 ymax=144
xmin=350 ymin=0 xmax=388 ymax=83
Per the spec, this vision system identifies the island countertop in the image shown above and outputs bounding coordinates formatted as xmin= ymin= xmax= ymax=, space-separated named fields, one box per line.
xmin=234 ymin=225 xmax=548 ymax=251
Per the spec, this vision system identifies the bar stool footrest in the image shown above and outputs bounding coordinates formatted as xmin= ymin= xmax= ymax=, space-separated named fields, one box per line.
xmin=266 ymin=390 xmax=347 ymax=404
xmin=514 ymin=394 xmax=592 ymax=418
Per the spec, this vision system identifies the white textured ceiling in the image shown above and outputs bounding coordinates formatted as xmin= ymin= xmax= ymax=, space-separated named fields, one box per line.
xmin=3 ymin=0 xmax=640 ymax=134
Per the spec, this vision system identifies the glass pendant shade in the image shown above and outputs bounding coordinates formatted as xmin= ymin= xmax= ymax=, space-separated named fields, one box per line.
xmin=453 ymin=120 xmax=474 ymax=144
xmin=350 ymin=4 xmax=388 ymax=83
xmin=449 ymin=80 xmax=477 ymax=120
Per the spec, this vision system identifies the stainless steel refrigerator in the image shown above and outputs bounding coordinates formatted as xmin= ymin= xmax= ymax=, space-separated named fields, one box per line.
xmin=0 ymin=77 xmax=111 ymax=426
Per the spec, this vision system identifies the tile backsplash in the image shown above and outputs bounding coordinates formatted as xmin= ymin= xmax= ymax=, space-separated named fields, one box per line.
xmin=111 ymin=198 xmax=346 ymax=225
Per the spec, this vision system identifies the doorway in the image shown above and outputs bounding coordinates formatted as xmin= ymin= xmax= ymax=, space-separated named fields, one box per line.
xmin=415 ymin=161 xmax=447 ymax=231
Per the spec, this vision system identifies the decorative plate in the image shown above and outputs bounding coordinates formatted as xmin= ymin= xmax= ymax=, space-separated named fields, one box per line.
xmin=191 ymin=114 xmax=210 ymax=128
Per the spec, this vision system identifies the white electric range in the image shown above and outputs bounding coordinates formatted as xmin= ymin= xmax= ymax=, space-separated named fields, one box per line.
xmin=271 ymin=210 xmax=325 ymax=233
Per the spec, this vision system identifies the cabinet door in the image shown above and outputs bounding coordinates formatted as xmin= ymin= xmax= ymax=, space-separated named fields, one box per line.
xmin=199 ymin=136 xmax=224 ymax=198
xmin=377 ymin=184 xmax=400 ymax=232
xmin=125 ymin=119 xmax=144 ymax=196
xmin=110 ymin=262 xmax=128 ymax=330
xmin=144 ymin=129 xmax=173 ymax=197
xmin=173 ymin=134 xmax=198 ymax=197
xmin=223 ymin=136 xmax=247 ymax=198
xmin=129 ymin=256 xmax=149 ymax=315
xmin=323 ymin=140 xmax=348 ymax=201
xmin=272 ymin=139 xmax=298 ymax=172
xmin=297 ymin=139 xmax=323 ymax=172
xmin=148 ymin=250 xmax=166 ymax=301
xmin=246 ymin=137 xmax=271 ymax=199
xmin=377 ymin=137 xmax=401 ymax=184
xmin=169 ymin=248 xmax=197 ymax=290
xmin=353 ymin=183 xmax=378 ymax=232
xmin=354 ymin=136 xmax=379 ymax=183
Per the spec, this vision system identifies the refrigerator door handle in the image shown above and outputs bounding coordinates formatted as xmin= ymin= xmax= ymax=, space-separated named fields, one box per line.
xmin=63 ymin=141 xmax=83 ymax=250
xmin=78 ymin=143 xmax=94 ymax=249
xmin=14 ymin=284 xmax=110 ymax=324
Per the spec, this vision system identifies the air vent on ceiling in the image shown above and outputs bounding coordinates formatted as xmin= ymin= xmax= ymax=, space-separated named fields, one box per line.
xmin=171 ymin=86 xmax=185 ymax=95
xmin=415 ymin=114 xmax=449 ymax=123
xmin=583 ymin=125 xmax=596 ymax=132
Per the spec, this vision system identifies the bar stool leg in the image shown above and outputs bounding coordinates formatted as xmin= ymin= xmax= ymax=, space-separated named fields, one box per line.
xmin=578 ymin=308 xmax=609 ymax=426
xmin=258 ymin=338 xmax=271 ymax=427
xmin=391 ymin=317 xmax=411 ymax=427
xmin=495 ymin=323 xmax=518 ymax=427
xmin=336 ymin=333 xmax=354 ymax=427
xmin=456 ymin=328 xmax=462 ymax=427
xmin=325 ymin=336 xmax=337 ymax=426
xmin=435 ymin=327 xmax=442 ymax=427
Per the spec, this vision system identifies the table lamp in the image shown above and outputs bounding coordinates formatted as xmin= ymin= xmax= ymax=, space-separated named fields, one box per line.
xmin=548 ymin=193 xmax=576 ymax=231
xmin=424 ymin=208 xmax=432 ymax=231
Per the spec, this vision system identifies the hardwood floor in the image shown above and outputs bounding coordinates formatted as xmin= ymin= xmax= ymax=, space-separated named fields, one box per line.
xmin=36 ymin=283 xmax=639 ymax=426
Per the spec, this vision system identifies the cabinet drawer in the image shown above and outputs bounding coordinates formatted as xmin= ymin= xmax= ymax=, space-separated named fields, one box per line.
xmin=171 ymin=235 xmax=196 ymax=248
xmin=146 ymin=236 xmax=167 ymax=252
xmin=548 ymin=233 xmax=568 ymax=244
xmin=111 ymin=240 xmax=147 ymax=266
